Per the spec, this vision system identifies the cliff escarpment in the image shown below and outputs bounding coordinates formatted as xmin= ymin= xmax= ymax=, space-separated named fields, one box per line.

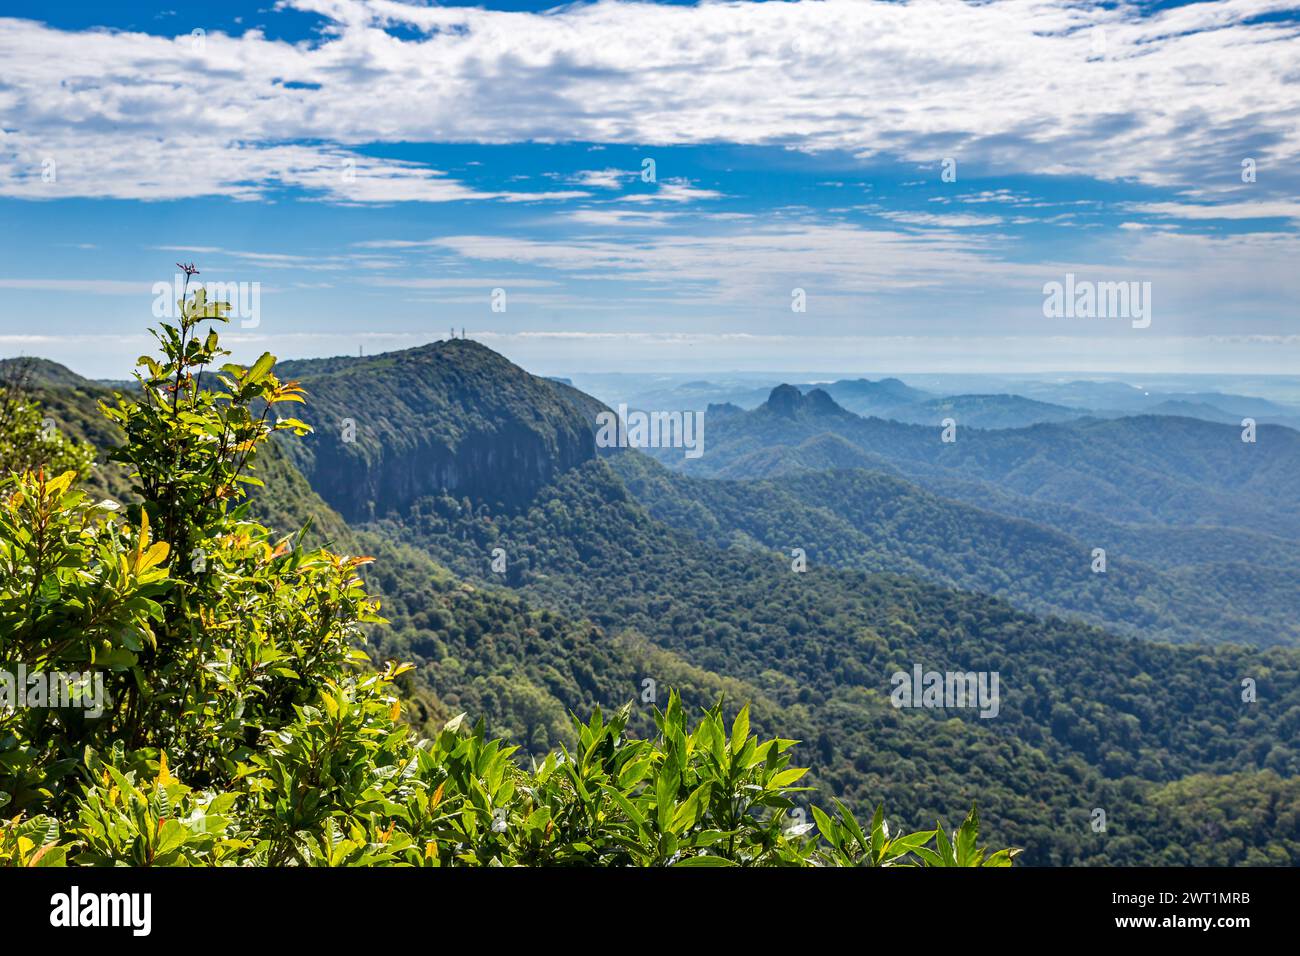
xmin=275 ymin=339 xmax=594 ymax=521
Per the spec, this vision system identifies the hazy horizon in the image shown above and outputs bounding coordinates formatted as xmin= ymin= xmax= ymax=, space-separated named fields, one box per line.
xmin=14 ymin=339 xmax=1300 ymax=408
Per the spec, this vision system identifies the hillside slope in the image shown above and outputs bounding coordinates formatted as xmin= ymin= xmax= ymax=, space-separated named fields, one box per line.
xmin=609 ymin=452 xmax=1300 ymax=646
xmin=276 ymin=339 xmax=595 ymax=521
xmin=370 ymin=455 xmax=1300 ymax=864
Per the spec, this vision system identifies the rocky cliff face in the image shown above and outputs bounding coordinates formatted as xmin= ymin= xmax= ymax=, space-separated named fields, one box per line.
xmin=302 ymin=417 xmax=593 ymax=522
xmin=275 ymin=339 xmax=595 ymax=522
xmin=762 ymin=384 xmax=847 ymax=419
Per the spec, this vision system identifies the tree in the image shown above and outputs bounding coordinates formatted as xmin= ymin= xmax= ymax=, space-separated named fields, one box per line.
xmin=0 ymin=358 xmax=95 ymax=480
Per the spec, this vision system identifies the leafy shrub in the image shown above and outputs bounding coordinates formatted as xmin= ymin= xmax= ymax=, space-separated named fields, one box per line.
xmin=0 ymin=359 xmax=96 ymax=481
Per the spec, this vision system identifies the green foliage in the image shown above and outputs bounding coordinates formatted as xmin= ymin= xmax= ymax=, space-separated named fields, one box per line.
xmin=0 ymin=811 xmax=66 ymax=867
xmin=813 ymin=801 xmax=1014 ymax=867
xmin=13 ymin=679 xmax=1006 ymax=867
xmin=2 ymin=275 xmax=379 ymax=819
xmin=0 ymin=469 xmax=167 ymax=809
xmin=613 ymin=452 xmax=1300 ymax=647
xmin=0 ymin=360 xmax=97 ymax=481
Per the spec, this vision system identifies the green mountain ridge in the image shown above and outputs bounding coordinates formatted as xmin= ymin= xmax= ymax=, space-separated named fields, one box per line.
xmin=609 ymin=452 xmax=1300 ymax=646
xmin=881 ymin=393 xmax=1090 ymax=429
xmin=275 ymin=339 xmax=595 ymax=522
xmin=366 ymin=454 xmax=1300 ymax=864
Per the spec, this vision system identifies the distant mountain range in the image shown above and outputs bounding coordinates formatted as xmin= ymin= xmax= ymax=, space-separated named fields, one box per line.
xmin=653 ymin=385 xmax=1300 ymax=539
xmin=573 ymin=371 xmax=1300 ymax=431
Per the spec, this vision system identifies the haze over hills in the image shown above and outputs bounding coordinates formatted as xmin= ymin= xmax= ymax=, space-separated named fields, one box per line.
xmin=881 ymin=395 xmax=1090 ymax=429
xmin=17 ymin=340 xmax=1300 ymax=865
xmin=572 ymin=371 xmax=1300 ymax=432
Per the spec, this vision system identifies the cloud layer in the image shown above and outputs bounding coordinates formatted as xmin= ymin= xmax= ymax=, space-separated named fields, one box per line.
xmin=2 ymin=0 xmax=1297 ymax=201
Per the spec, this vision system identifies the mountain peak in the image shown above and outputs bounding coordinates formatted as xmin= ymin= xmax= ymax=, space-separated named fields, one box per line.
xmin=272 ymin=338 xmax=597 ymax=520
xmin=766 ymin=384 xmax=804 ymax=416
xmin=764 ymin=384 xmax=846 ymax=418
xmin=804 ymin=388 xmax=841 ymax=414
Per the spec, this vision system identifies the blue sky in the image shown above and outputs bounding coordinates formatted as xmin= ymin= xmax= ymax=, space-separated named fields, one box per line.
xmin=1 ymin=0 xmax=1298 ymax=378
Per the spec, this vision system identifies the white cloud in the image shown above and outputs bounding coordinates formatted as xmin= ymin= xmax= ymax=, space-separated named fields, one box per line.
xmin=12 ymin=326 xmax=1300 ymax=379
xmin=468 ymin=330 xmax=1300 ymax=375
xmin=951 ymin=190 xmax=1034 ymax=206
xmin=345 ymin=209 xmax=1300 ymax=343
xmin=421 ymin=222 xmax=1033 ymax=306
xmin=1 ymin=0 xmax=1296 ymax=200
xmin=565 ymin=208 xmax=680 ymax=227
xmin=150 ymin=246 xmax=351 ymax=270
xmin=365 ymin=277 xmax=561 ymax=289
xmin=880 ymin=211 xmax=1005 ymax=228
xmin=571 ymin=168 xmax=633 ymax=190
xmin=1129 ymin=201 xmax=1300 ymax=223
xmin=621 ymin=179 xmax=724 ymax=203
xmin=0 ymin=279 xmax=154 ymax=294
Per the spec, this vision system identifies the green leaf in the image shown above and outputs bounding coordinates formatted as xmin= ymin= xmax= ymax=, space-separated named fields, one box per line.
xmin=768 ymin=766 xmax=809 ymax=791
xmin=669 ymin=783 xmax=710 ymax=834
xmin=730 ymin=705 xmax=750 ymax=756
xmin=673 ymin=855 xmax=735 ymax=867
xmin=247 ymin=352 xmax=276 ymax=384
xmin=811 ymin=805 xmax=838 ymax=848
xmin=955 ymin=804 xmax=980 ymax=866
xmin=655 ymin=772 xmax=676 ymax=834
xmin=32 ymin=844 xmax=68 ymax=867
xmin=935 ymin=822 xmax=957 ymax=866
xmin=154 ymin=819 xmax=188 ymax=858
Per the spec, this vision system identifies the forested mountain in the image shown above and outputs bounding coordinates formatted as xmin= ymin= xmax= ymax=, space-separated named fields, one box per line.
xmin=364 ymin=456 xmax=1300 ymax=864
xmin=609 ymin=453 xmax=1300 ymax=646
xmin=0 ymin=359 xmax=133 ymax=503
xmin=12 ymin=338 xmax=1300 ymax=865
xmin=626 ymin=386 xmax=1300 ymax=647
xmin=880 ymin=394 xmax=1089 ymax=429
xmin=275 ymin=340 xmax=595 ymax=522
xmin=0 ymin=357 xmax=97 ymax=391
xmin=781 ymin=381 xmax=1097 ymax=429
xmin=797 ymin=377 xmax=932 ymax=417
xmin=16 ymin=308 xmax=986 ymax=869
